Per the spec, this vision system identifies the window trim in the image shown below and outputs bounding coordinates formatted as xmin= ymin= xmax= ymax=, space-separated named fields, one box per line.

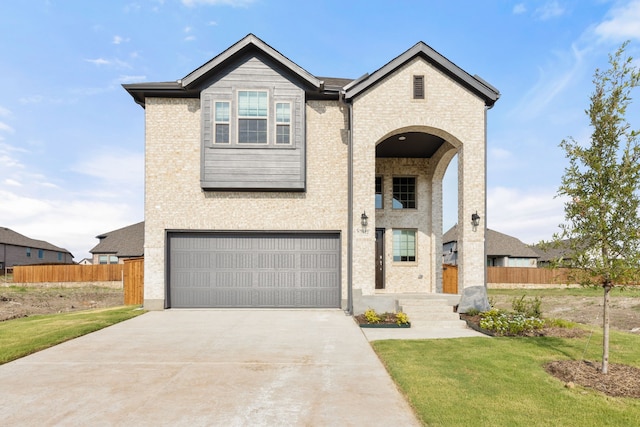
xmin=393 ymin=229 xmax=417 ymax=263
xmin=237 ymin=90 xmax=269 ymax=145
xmin=392 ymin=176 xmax=417 ymax=209
xmin=275 ymin=101 xmax=292 ymax=145
xmin=213 ymin=101 xmax=230 ymax=144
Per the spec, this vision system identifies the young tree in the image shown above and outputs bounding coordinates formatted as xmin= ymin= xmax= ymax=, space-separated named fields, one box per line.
xmin=556 ymin=41 xmax=640 ymax=374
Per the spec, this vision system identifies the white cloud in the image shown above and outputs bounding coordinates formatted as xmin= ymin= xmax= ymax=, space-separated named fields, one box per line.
xmin=85 ymin=58 xmax=111 ymax=66
xmin=487 ymin=186 xmax=566 ymax=244
xmin=71 ymin=150 xmax=144 ymax=188
xmin=118 ymin=75 xmax=146 ymax=83
xmin=0 ymin=106 xmax=11 ymax=117
xmin=595 ymin=0 xmax=640 ymax=41
xmin=182 ymin=0 xmax=255 ymax=7
xmin=185 ymin=36 xmax=196 ymax=42
xmin=113 ymin=35 xmax=130 ymax=45
xmin=510 ymin=43 xmax=589 ymax=120
xmin=489 ymin=147 xmax=513 ymax=161
xmin=0 ymin=189 xmax=140 ymax=260
xmin=0 ymin=122 xmax=14 ymax=133
xmin=534 ymin=1 xmax=565 ymax=21
xmin=4 ymin=178 xmax=21 ymax=187
xmin=513 ymin=3 xmax=526 ymax=15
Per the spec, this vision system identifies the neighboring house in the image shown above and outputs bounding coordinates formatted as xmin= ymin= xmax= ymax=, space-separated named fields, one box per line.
xmin=89 ymin=222 xmax=144 ymax=265
xmin=77 ymin=258 xmax=93 ymax=266
xmin=443 ymin=225 xmax=539 ymax=268
xmin=0 ymin=227 xmax=73 ymax=270
xmin=123 ymin=34 xmax=499 ymax=310
xmin=532 ymin=239 xmax=574 ymax=267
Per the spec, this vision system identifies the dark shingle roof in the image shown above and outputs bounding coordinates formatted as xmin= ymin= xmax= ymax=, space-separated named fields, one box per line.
xmin=0 ymin=227 xmax=72 ymax=255
xmin=90 ymin=222 xmax=144 ymax=258
xmin=443 ymin=225 xmax=539 ymax=258
xmin=532 ymin=239 xmax=574 ymax=263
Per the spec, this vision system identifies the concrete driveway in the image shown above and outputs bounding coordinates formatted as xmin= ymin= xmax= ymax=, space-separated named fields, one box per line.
xmin=0 ymin=310 xmax=421 ymax=426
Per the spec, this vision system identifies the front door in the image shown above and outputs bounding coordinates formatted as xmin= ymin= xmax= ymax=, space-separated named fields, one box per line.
xmin=375 ymin=228 xmax=385 ymax=289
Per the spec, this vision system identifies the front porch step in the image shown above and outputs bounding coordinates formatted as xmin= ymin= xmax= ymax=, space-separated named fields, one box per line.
xmin=398 ymin=298 xmax=468 ymax=329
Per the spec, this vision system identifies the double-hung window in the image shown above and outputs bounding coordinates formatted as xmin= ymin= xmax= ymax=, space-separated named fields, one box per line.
xmin=214 ymin=101 xmax=230 ymax=144
xmin=275 ymin=102 xmax=291 ymax=144
xmin=393 ymin=229 xmax=416 ymax=262
xmin=238 ymin=91 xmax=268 ymax=144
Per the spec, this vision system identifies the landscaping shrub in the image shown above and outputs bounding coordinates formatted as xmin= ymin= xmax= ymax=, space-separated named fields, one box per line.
xmin=479 ymin=308 xmax=545 ymax=336
xmin=511 ymin=295 xmax=542 ymax=318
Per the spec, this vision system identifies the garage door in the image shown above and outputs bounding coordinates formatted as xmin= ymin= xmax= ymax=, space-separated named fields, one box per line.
xmin=167 ymin=232 xmax=340 ymax=308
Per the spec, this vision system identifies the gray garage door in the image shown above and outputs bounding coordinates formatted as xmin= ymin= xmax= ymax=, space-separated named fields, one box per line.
xmin=167 ymin=232 xmax=340 ymax=308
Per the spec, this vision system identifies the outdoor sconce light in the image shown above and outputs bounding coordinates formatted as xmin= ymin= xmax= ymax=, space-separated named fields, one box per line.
xmin=361 ymin=211 xmax=369 ymax=228
xmin=471 ymin=211 xmax=481 ymax=231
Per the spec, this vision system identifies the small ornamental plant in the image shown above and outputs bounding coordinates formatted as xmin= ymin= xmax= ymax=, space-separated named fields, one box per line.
xmin=359 ymin=308 xmax=410 ymax=325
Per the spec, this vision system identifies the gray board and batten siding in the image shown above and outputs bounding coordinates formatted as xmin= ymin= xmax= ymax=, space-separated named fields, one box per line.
xmin=200 ymin=50 xmax=307 ymax=191
xmin=167 ymin=232 xmax=341 ymax=308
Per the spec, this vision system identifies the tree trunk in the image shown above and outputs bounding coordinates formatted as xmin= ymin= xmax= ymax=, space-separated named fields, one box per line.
xmin=602 ymin=282 xmax=612 ymax=374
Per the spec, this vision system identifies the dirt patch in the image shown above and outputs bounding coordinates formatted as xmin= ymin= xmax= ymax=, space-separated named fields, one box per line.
xmin=0 ymin=286 xmax=124 ymax=321
xmin=490 ymin=294 xmax=640 ymax=334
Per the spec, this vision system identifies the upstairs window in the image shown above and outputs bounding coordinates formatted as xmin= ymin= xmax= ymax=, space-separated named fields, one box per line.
xmin=392 ymin=177 xmax=416 ymax=209
xmin=57 ymin=252 xmax=62 ymax=261
xmin=26 ymin=248 xmax=31 ymax=257
xmin=275 ymin=102 xmax=291 ymax=144
xmin=38 ymin=249 xmax=44 ymax=259
xmin=375 ymin=176 xmax=383 ymax=209
xmin=214 ymin=101 xmax=230 ymax=144
xmin=238 ymin=91 xmax=268 ymax=144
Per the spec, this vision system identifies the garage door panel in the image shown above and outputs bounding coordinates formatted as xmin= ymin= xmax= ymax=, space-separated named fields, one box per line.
xmin=168 ymin=233 xmax=340 ymax=308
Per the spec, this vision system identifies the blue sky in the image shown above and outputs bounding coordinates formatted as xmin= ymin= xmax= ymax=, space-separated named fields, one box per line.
xmin=1 ymin=0 xmax=639 ymax=261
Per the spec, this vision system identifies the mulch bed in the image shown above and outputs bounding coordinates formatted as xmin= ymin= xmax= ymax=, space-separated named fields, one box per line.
xmin=354 ymin=312 xmax=407 ymax=325
xmin=546 ymin=360 xmax=640 ymax=398
xmin=460 ymin=313 xmax=640 ymax=398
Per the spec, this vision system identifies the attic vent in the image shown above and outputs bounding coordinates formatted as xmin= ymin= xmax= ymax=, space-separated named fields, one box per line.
xmin=413 ymin=75 xmax=425 ymax=99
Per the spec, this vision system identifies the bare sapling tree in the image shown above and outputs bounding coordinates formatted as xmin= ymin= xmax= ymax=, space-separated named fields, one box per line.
xmin=556 ymin=41 xmax=640 ymax=374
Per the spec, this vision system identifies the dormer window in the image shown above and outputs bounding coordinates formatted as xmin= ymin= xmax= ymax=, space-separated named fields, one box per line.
xmin=275 ymin=102 xmax=291 ymax=144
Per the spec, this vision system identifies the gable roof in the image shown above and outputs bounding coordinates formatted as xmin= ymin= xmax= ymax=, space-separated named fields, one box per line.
xmin=0 ymin=227 xmax=72 ymax=255
xmin=443 ymin=225 xmax=538 ymax=258
xmin=123 ymin=34 xmax=499 ymax=109
xmin=90 ymin=221 xmax=144 ymax=258
xmin=124 ymin=34 xmax=324 ymax=107
xmin=532 ymin=239 xmax=574 ymax=263
xmin=344 ymin=42 xmax=499 ymax=106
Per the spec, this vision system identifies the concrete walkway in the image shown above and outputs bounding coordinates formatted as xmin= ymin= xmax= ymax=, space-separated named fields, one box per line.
xmin=0 ymin=310 xmax=421 ymax=426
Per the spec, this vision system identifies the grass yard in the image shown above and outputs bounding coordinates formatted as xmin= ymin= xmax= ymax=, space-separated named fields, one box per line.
xmin=373 ymin=329 xmax=640 ymax=426
xmin=0 ymin=305 xmax=145 ymax=364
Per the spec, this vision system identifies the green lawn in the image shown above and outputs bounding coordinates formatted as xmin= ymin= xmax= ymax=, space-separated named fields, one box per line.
xmin=0 ymin=306 xmax=145 ymax=364
xmin=373 ymin=329 xmax=640 ymax=426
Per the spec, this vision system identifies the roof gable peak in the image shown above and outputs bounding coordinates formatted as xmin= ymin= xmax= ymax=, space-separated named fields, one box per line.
xmin=181 ymin=33 xmax=322 ymax=90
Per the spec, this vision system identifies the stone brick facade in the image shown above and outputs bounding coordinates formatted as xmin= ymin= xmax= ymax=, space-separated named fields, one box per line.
xmin=128 ymin=35 xmax=497 ymax=310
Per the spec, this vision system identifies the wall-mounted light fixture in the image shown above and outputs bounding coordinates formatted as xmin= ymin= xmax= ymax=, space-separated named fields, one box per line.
xmin=361 ymin=211 xmax=369 ymax=228
xmin=471 ymin=211 xmax=481 ymax=231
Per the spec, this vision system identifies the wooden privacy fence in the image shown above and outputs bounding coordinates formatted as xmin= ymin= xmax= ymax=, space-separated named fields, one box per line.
xmin=13 ymin=264 xmax=123 ymax=282
xmin=13 ymin=260 xmax=144 ymax=305
xmin=123 ymin=258 xmax=144 ymax=305
xmin=487 ymin=267 xmax=573 ymax=284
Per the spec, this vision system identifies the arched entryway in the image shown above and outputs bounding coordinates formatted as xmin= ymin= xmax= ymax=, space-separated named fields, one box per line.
xmin=373 ymin=127 xmax=459 ymax=294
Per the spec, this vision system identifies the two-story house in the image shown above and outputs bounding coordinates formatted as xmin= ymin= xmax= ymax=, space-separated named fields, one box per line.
xmin=124 ymin=34 xmax=499 ymax=312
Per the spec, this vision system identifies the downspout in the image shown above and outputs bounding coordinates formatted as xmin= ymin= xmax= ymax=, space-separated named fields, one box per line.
xmin=484 ymin=105 xmax=489 ymax=288
xmin=341 ymin=90 xmax=354 ymax=315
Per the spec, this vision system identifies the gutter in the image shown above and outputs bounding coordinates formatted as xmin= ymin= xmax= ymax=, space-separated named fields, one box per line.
xmin=340 ymin=90 xmax=354 ymax=315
